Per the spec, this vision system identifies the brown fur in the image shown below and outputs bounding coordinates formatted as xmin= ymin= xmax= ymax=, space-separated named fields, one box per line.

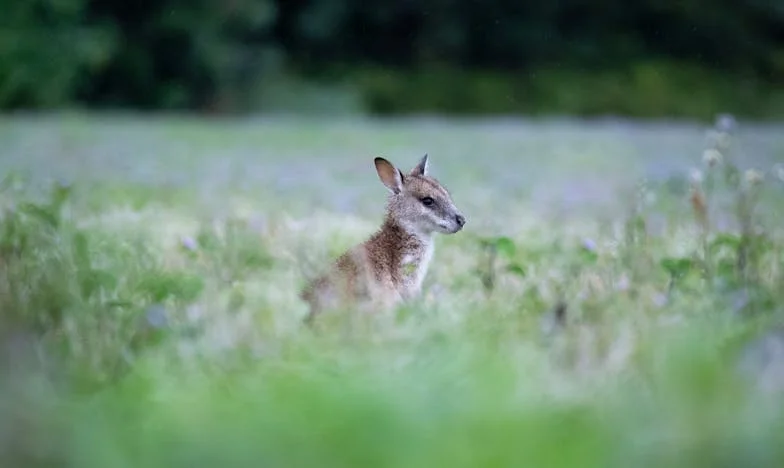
xmin=300 ymin=154 xmax=465 ymax=325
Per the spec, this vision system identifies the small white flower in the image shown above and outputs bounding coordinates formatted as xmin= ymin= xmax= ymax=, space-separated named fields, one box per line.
xmin=689 ymin=168 xmax=703 ymax=184
xmin=744 ymin=169 xmax=764 ymax=186
xmin=702 ymin=148 xmax=723 ymax=168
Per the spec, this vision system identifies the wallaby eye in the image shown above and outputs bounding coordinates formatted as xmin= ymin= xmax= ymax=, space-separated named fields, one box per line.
xmin=421 ymin=197 xmax=435 ymax=207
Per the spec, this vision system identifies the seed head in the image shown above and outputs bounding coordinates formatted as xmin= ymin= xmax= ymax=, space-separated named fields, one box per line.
xmin=744 ymin=169 xmax=764 ymax=187
xmin=702 ymin=148 xmax=722 ymax=168
xmin=689 ymin=168 xmax=703 ymax=185
xmin=690 ymin=186 xmax=708 ymax=228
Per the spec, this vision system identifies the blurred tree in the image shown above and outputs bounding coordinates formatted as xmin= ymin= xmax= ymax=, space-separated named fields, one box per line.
xmin=0 ymin=0 xmax=114 ymax=108
xmin=278 ymin=0 xmax=783 ymax=75
xmin=83 ymin=0 xmax=280 ymax=111
xmin=0 ymin=0 xmax=782 ymax=113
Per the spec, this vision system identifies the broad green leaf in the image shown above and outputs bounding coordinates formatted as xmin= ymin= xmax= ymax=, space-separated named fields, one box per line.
xmin=494 ymin=236 xmax=516 ymax=258
xmin=661 ymin=257 xmax=694 ymax=278
xmin=506 ymin=263 xmax=527 ymax=278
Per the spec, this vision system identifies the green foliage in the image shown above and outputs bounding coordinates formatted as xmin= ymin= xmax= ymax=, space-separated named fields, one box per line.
xmin=287 ymin=0 xmax=784 ymax=76
xmin=0 ymin=0 xmax=115 ymax=108
xmin=1 ymin=0 xmax=280 ymax=110
xmin=474 ymin=235 xmax=528 ymax=296
xmin=0 ymin=177 xmax=205 ymax=385
xmin=354 ymin=63 xmax=784 ymax=118
xmin=134 ymin=271 xmax=204 ymax=304
xmin=654 ymin=118 xmax=780 ymax=317
xmin=3 ymin=323 xmax=783 ymax=468
xmin=1 ymin=0 xmax=783 ymax=116
xmin=188 ymin=217 xmax=274 ymax=284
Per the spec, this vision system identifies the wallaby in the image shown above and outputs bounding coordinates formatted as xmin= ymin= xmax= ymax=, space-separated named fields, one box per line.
xmin=300 ymin=154 xmax=466 ymax=325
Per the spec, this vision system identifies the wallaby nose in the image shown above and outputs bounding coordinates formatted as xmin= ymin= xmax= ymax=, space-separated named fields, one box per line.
xmin=455 ymin=214 xmax=466 ymax=227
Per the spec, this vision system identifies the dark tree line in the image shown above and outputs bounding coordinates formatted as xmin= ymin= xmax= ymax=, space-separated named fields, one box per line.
xmin=2 ymin=0 xmax=783 ymax=114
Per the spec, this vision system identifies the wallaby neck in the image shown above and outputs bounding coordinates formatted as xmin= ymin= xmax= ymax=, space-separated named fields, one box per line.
xmin=373 ymin=216 xmax=435 ymax=297
xmin=380 ymin=215 xmax=433 ymax=248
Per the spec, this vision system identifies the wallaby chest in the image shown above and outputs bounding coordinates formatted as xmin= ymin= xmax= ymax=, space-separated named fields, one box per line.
xmin=363 ymin=224 xmax=433 ymax=300
xmin=398 ymin=242 xmax=434 ymax=298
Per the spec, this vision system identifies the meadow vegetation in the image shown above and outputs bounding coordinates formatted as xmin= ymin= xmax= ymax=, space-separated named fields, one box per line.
xmin=1 ymin=113 xmax=784 ymax=467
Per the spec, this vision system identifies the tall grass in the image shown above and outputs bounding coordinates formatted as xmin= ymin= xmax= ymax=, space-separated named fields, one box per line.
xmin=1 ymin=115 xmax=783 ymax=467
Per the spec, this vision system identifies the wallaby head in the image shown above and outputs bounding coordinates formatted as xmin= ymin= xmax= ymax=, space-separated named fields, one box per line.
xmin=374 ymin=154 xmax=466 ymax=236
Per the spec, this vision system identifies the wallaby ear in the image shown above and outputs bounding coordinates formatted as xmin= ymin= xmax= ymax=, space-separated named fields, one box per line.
xmin=410 ymin=153 xmax=429 ymax=176
xmin=374 ymin=157 xmax=404 ymax=193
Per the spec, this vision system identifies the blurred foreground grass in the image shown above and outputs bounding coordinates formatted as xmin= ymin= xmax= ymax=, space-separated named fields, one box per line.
xmin=1 ymin=114 xmax=784 ymax=467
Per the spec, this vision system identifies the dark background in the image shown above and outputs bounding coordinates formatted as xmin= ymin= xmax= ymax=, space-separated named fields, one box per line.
xmin=3 ymin=0 xmax=784 ymax=118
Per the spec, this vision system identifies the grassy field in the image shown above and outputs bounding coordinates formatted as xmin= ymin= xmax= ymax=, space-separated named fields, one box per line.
xmin=1 ymin=113 xmax=784 ymax=467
